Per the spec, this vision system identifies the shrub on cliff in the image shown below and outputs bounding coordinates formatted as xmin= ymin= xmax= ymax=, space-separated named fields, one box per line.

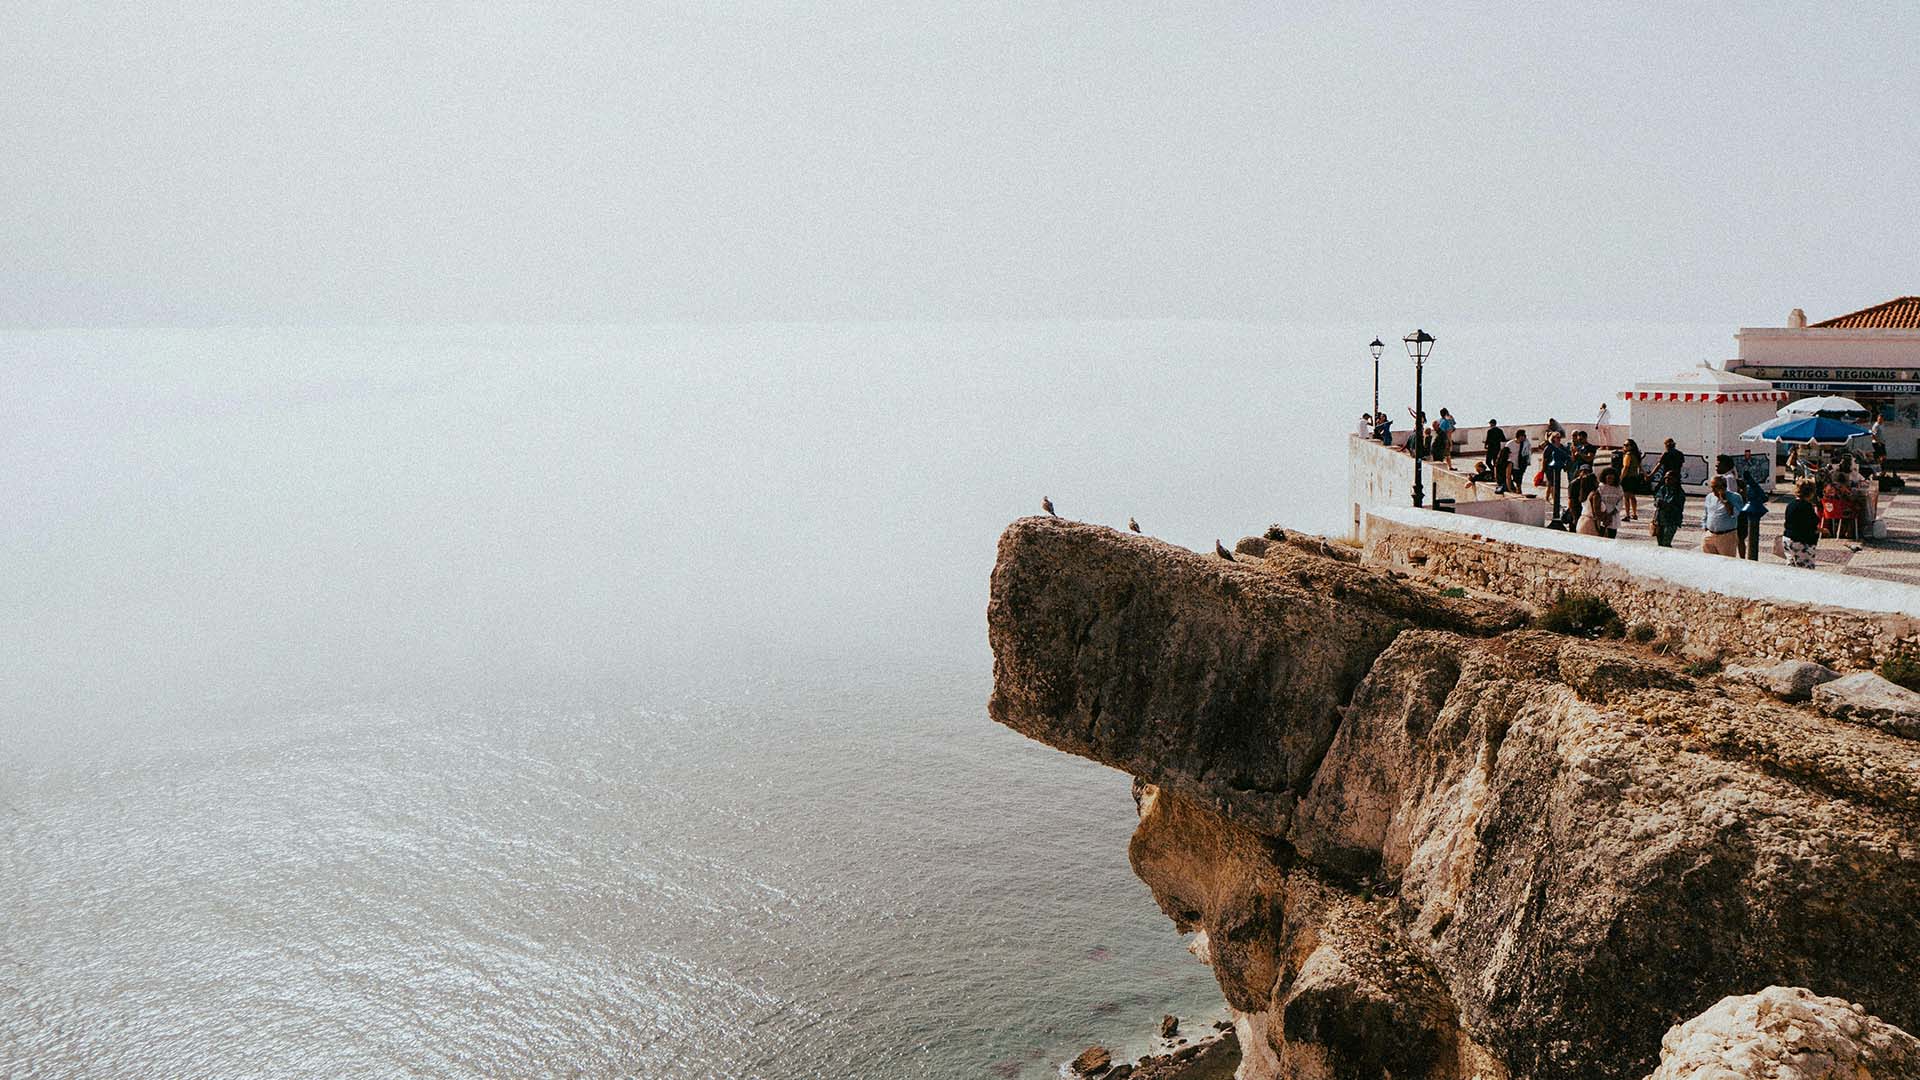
xmin=1882 ymin=653 xmax=1920 ymax=692
xmin=1537 ymin=593 xmax=1622 ymax=638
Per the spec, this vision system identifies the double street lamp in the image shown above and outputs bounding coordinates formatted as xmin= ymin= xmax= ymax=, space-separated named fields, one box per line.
xmin=1404 ymin=329 xmax=1436 ymax=508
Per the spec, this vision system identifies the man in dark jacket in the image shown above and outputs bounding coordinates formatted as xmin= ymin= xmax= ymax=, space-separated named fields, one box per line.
xmin=1483 ymin=420 xmax=1506 ymax=471
xmin=1655 ymin=437 xmax=1686 ymax=484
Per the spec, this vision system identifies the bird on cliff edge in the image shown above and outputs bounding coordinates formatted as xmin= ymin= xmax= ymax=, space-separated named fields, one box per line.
xmin=1215 ymin=540 xmax=1235 ymax=561
xmin=1128 ymin=517 xmax=1140 ymax=533
xmin=1042 ymin=496 xmax=1056 ymax=516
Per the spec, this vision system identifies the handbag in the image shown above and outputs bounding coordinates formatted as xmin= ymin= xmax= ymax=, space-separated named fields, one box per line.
xmin=1771 ymin=535 xmax=1786 ymax=559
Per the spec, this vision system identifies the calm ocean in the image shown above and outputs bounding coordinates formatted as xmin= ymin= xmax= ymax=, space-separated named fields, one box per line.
xmin=0 ymin=321 xmax=1718 ymax=1078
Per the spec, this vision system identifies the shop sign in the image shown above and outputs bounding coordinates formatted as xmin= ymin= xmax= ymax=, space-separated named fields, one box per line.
xmin=1773 ymin=381 xmax=1913 ymax=394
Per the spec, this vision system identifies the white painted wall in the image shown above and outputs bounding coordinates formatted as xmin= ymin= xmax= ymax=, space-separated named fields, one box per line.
xmin=1347 ymin=435 xmax=1548 ymax=538
xmin=1735 ymin=328 xmax=1920 ymax=369
xmin=1627 ymin=399 xmax=1781 ymax=490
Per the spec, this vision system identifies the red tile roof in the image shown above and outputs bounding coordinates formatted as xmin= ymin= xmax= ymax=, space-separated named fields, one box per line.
xmin=1811 ymin=296 xmax=1920 ymax=329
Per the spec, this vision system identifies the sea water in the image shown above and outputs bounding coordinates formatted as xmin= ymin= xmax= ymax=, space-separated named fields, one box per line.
xmin=0 ymin=320 xmax=1720 ymax=1078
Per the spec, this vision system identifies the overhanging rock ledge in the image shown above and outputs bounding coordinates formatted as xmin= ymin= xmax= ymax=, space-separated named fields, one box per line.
xmin=987 ymin=516 xmax=1920 ymax=1080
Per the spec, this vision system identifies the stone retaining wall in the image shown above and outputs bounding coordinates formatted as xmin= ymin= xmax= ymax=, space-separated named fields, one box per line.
xmin=1363 ymin=513 xmax=1920 ymax=670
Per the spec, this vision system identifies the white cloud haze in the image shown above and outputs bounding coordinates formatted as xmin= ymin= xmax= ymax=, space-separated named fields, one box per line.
xmin=3 ymin=2 xmax=1917 ymax=327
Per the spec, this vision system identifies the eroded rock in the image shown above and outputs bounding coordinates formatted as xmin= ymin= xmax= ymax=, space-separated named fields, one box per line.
xmin=1646 ymin=986 xmax=1920 ymax=1079
xmin=1721 ymin=659 xmax=1841 ymax=702
xmin=988 ymin=517 xmax=1527 ymax=834
xmin=1070 ymin=1045 xmax=1112 ymax=1075
xmin=989 ymin=518 xmax=1920 ymax=1080
xmin=1812 ymin=671 xmax=1920 ymax=739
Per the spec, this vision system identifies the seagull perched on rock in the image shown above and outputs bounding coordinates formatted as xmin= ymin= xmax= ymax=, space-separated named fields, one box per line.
xmin=1128 ymin=517 xmax=1140 ymax=533
xmin=1215 ymin=540 xmax=1235 ymax=561
xmin=1042 ymin=496 xmax=1056 ymax=517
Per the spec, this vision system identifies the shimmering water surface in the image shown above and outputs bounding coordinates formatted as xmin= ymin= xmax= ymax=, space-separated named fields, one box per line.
xmin=1 ymin=322 xmax=1718 ymax=1078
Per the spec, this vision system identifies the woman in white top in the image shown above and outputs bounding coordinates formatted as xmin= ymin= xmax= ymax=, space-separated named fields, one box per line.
xmin=1577 ymin=468 xmax=1626 ymax=537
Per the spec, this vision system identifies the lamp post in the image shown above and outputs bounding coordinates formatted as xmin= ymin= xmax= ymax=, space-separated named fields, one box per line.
xmin=1404 ymin=329 xmax=1435 ymax=507
xmin=1367 ymin=337 xmax=1384 ymax=419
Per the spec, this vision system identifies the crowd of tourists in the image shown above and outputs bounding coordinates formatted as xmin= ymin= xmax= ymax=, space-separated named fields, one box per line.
xmin=1356 ymin=401 xmax=1905 ymax=571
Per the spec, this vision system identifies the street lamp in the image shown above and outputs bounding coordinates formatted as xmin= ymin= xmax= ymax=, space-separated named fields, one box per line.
xmin=1404 ymin=329 xmax=1435 ymax=507
xmin=1367 ymin=337 xmax=1384 ymax=418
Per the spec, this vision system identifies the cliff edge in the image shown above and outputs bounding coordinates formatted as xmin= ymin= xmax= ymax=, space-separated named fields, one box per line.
xmin=988 ymin=517 xmax=1920 ymax=1080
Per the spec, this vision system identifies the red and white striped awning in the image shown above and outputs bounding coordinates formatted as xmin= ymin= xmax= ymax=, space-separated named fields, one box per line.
xmin=1618 ymin=390 xmax=1788 ymax=403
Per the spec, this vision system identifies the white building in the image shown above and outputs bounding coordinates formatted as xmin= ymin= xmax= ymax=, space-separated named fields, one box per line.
xmin=1621 ymin=365 xmax=1786 ymax=489
xmin=1727 ymin=297 xmax=1920 ymax=460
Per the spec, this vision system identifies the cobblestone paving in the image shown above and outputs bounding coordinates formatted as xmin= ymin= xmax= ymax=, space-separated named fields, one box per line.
xmin=1471 ymin=473 xmax=1920 ymax=584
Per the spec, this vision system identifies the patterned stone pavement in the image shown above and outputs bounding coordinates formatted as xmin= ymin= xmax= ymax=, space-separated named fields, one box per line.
xmin=1489 ymin=477 xmax=1920 ymax=586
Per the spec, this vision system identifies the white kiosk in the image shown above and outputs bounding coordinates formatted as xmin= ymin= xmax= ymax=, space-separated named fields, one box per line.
xmin=1622 ymin=364 xmax=1787 ymax=491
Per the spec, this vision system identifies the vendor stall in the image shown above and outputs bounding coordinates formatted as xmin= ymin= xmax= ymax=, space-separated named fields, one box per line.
xmin=1622 ymin=364 xmax=1788 ymax=492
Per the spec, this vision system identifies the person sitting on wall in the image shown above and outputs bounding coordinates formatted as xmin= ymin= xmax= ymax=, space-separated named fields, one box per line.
xmin=1469 ymin=460 xmax=1496 ymax=485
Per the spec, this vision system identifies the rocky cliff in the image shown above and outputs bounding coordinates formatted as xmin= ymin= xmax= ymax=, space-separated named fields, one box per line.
xmin=988 ymin=517 xmax=1920 ymax=1080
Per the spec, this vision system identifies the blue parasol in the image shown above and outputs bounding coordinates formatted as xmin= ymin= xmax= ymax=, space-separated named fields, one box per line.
xmin=1741 ymin=415 xmax=1871 ymax=445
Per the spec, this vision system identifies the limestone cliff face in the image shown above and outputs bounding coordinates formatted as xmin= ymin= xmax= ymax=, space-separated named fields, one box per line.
xmin=988 ymin=517 xmax=1920 ymax=1080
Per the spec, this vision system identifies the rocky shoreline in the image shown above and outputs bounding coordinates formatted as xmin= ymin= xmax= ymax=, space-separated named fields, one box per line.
xmin=1066 ymin=1015 xmax=1241 ymax=1079
xmin=990 ymin=516 xmax=1920 ymax=1079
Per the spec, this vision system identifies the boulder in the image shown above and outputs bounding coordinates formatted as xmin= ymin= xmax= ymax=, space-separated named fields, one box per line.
xmin=1160 ymin=1014 xmax=1179 ymax=1038
xmin=1070 ymin=1046 xmax=1112 ymax=1075
xmin=1812 ymin=671 xmax=1920 ymax=739
xmin=1646 ymin=986 xmax=1920 ymax=1079
xmin=1721 ymin=659 xmax=1841 ymax=702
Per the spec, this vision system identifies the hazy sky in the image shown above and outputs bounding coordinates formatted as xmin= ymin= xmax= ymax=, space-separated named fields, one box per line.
xmin=4 ymin=3 xmax=1917 ymax=327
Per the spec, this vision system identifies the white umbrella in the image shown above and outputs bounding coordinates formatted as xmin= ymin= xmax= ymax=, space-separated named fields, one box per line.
xmin=1779 ymin=395 xmax=1869 ymax=418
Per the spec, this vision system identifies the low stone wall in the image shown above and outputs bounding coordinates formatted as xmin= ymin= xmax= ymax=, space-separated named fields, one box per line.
xmin=1362 ymin=510 xmax=1920 ymax=670
xmin=1347 ymin=435 xmax=1542 ymax=537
